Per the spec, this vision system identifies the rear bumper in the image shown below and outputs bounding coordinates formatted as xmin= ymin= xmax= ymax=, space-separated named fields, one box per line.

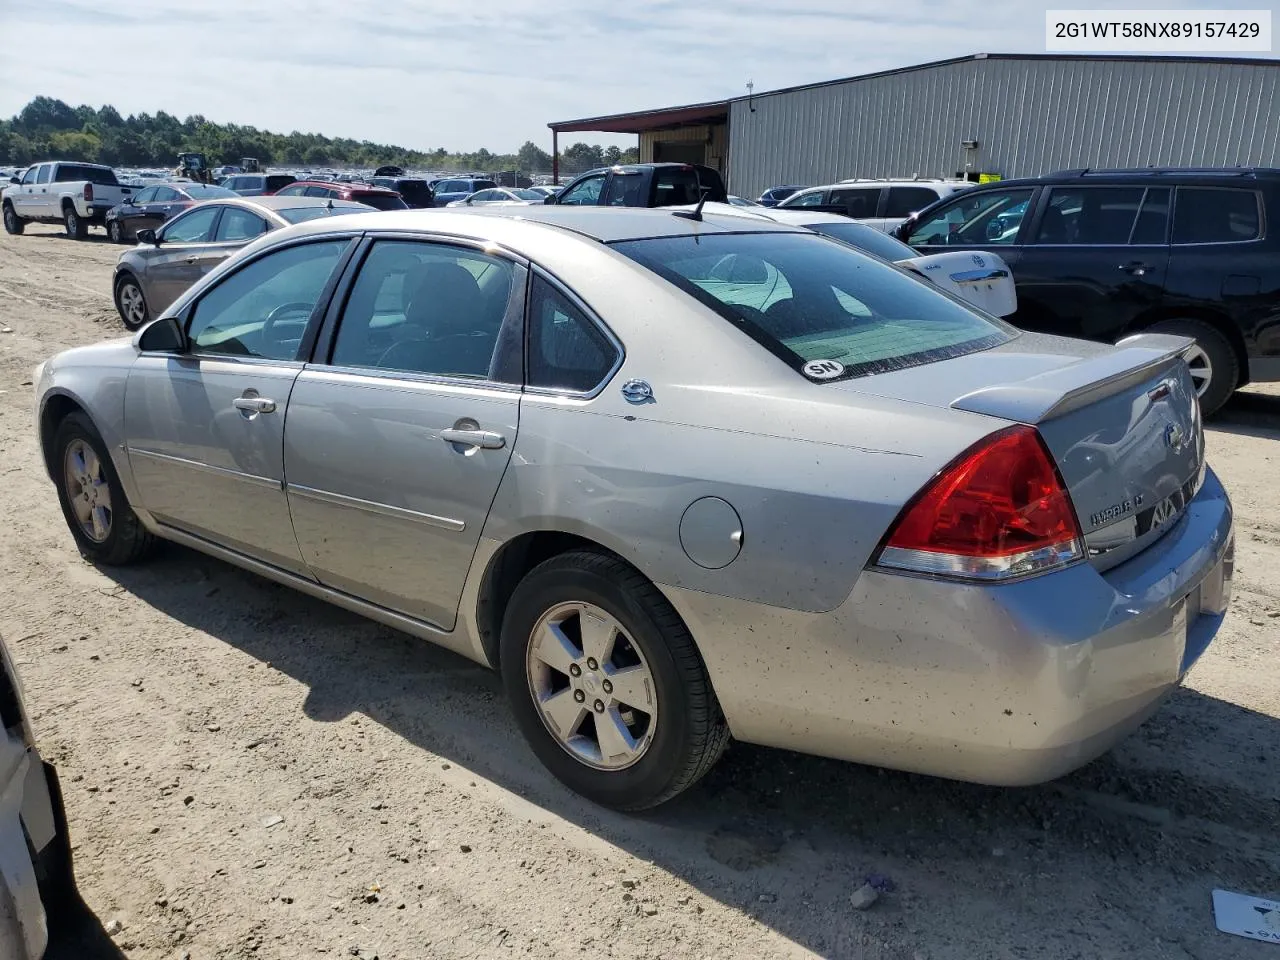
xmin=663 ymin=466 xmax=1234 ymax=785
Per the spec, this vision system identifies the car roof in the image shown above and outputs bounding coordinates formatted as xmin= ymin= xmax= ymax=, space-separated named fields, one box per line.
xmin=288 ymin=179 xmax=399 ymax=193
xmin=221 ymin=195 xmax=374 ymax=219
xmin=284 ymin=205 xmax=806 ymax=245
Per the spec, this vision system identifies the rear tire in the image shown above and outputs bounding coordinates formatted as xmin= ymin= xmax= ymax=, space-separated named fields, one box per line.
xmin=2 ymin=203 xmax=23 ymax=235
xmin=63 ymin=205 xmax=87 ymax=240
xmin=1147 ymin=318 xmax=1238 ymax=417
xmin=51 ymin=411 xmax=156 ymax=565
xmin=499 ymin=550 xmax=729 ymax=811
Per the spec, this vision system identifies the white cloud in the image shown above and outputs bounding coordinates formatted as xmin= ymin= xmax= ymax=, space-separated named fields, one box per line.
xmin=0 ymin=0 xmax=1266 ymax=152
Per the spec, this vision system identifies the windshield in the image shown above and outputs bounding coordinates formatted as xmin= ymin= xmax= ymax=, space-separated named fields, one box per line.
xmin=54 ymin=164 xmax=119 ymax=186
xmin=611 ymin=232 xmax=1013 ymax=381
xmin=183 ymin=184 xmax=239 ymax=199
xmin=277 ymin=203 xmax=374 ymax=224
xmin=806 ymin=221 xmax=916 ymax=260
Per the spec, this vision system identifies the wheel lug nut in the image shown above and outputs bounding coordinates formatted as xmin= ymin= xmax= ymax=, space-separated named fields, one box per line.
xmin=586 ymin=658 xmax=598 ymax=671
xmin=569 ymin=663 xmax=581 ymax=677
xmin=602 ymin=680 xmax=613 ymax=694
xmin=593 ymin=699 xmax=605 ymax=713
xmin=573 ymin=690 xmax=585 ymax=703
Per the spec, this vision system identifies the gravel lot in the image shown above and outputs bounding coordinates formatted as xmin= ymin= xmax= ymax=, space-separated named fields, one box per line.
xmin=1 ymin=224 xmax=1278 ymax=960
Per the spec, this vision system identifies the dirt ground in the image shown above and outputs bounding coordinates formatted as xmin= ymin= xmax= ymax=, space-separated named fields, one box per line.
xmin=1 ymin=223 xmax=1278 ymax=960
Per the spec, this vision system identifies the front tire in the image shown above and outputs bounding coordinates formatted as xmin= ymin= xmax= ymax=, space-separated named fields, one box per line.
xmin=2 ymin=203 xmax=23 ymax=235
xmin=1148 ymin=318 xmax=1238 ymax=417
xmin=107 ymin=219 xmax=125 ymax=244
xmin=51 ymin=412 xmax=155 ymax=565
xmin=63 ymin=206 xmax=87 ymax=240
xmin=113 ymin=274 xmax=149 ymax=330
xmin=500 ymin=550 xmax=729 ymax=810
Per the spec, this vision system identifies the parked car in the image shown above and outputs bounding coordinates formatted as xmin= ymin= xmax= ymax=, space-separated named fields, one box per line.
xmin=446 ymin=187 xmax=545 ymax=207
xmin=895 ymin=166 xmax=1280 ymax=414
xmin=221 ymin=173 xmax=299 ymax=197
xmin=430 ymin=177 xmax=499 ymax=206
xmin=756 ymin=184 xmax=807 ymax=206
xmin=550 ymin=163 xmax=728 ymax=207
xmin=700 ymin=203 xmax=1017 ymax=317
xmin=0 ymin=628 xmax=75 ymax=959
xmin=111 ymin=195 xmax=375 ymax=330
xmin=106 ymin=182 xmax=240 ymax=243
xmin=3 ymin=161 xmax=135 ymax=239
xmin=37 ymin=206 xmax=1233 ymax=813
xmin=275 ymin=180 xmax=408 ymax=211
xmin=367 ymin=176 xmax=434 ymax=208
xmin=780 ymin=178 xmax=974 ymax=233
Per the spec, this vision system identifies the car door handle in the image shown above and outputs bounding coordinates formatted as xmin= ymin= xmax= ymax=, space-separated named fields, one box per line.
xmin=1119 ymin=261 xmax=1149 ymax=276
xmin=440 ymin=428 xmax=505 ymax=449
xmin=233 ymin=397 xmax=277 ymax=414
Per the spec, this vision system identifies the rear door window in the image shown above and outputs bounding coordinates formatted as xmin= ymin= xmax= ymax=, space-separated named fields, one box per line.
xmin=526 ymin=275 xmax=619 ymax=393
xmin=1173 ymin=187 xmax=1262 ymax=243
xmin=215 ymin=207 xmax=269 ymax=242
xmin=1129 ymin=188 xmax=1171 ymax=244
xmin=1034 ymin=187 xmax=1146 ymax=244
xmin=612 ymin=232 xmax=1012 ymax=381
xmin=35 ymin=165 xmax=51 ymax=185
xmin=829 ymin=187 xmax=882 ymax=218
xmin=884 ymin=186 xmax=941 ymax=218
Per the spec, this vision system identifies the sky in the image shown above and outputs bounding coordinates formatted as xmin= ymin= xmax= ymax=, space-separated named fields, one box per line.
xmin=0 ymin=0 xmax=1271 ymax=154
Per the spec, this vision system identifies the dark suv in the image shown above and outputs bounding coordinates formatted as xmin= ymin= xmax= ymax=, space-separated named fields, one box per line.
xmin=896 ymin=167 xmax=1280 ymax=414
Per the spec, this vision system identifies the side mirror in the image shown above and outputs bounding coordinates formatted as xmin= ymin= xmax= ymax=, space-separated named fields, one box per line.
xmin=137 ymin=228 xmax=160 ymax=246
xmin=8 ymin=177 xmax=19 ymax=185
xmin=543 ymin=194 xmax=556 ymax=205
xmin=138 ymin=315 xmax=184 ymax=352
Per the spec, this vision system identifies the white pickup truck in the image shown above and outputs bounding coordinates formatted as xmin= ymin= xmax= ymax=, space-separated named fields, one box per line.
xmin=2 ymin=161 xmax=134 ymax=239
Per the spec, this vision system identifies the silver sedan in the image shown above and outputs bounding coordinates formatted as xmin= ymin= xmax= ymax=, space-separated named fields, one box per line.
xmin=35 ymin=207 xmax=1234 ymax=810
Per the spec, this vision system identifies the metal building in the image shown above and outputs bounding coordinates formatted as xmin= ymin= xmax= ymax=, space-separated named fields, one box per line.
xmin=548 ymin=53 xmax=1280 ymax=199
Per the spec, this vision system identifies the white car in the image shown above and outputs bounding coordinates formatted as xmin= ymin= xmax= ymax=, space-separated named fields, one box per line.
xmin=447 ymin=187 xmax=546 ymax=208
xmin=778 ymin=178 xmax=975 ymax=233
xmin=3 ymin=161 xmax=136 ymax=240
xmin=686 ymin=203 xmax=1017 ymax=318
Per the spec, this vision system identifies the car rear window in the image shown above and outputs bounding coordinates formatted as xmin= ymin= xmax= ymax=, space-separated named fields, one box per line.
xmin=54 ymin=164 xmax=119 ymax=186
xmin=358 ymin=193 xmax=409 ymax=211
xmin=1173 ymin=187 xmax=1262 ymax=244
xmin=184 ymin=184 xmax=239 ymax=198
xmin=473 ymin=180 xmax=498 ymax=190
xmin=612 ymin=232 xmax=1013 ymax=381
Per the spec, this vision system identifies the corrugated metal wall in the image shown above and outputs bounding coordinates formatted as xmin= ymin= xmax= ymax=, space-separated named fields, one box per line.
xmin=639 ymin=124 xmax=729 ymax=172
xmin=727 ymin=57 xmax=1280 ymax=198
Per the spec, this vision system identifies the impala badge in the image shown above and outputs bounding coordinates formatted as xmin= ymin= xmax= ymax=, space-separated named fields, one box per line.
xmin=1165 ymin=422 xmax=1186 ymax=453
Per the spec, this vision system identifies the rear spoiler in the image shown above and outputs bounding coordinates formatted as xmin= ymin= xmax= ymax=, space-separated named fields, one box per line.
xmin=951 ymin=333 xmax=1196 ymax=423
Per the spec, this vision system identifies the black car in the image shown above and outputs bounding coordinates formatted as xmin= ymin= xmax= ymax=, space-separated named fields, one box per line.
xmin=895 ymin=167 xmax=1280 ymax=414
xmin=550 ymin=163 xmax=728 ymax=208
xmin=106 ymin=182 xmax=239 ymax=243
xmin=221 ymin=173 xmax=299 ymax=197
xmin=368 ymin=176 xmax=434 ymax=208
xmin=756 ymin=184 xmax=807 ymax=207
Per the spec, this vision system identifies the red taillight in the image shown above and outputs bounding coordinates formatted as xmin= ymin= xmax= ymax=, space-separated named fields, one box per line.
xmin=83 ymin=183 xmax=93 ymax=201
xmin=877 ymin=425 xmax=1083 ymax=581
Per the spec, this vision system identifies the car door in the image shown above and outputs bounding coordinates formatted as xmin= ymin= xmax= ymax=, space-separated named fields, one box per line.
xmin=143 ymin=205 xmax=224 ymax=311
xmin=1012 ymin=184 xmax=1168 ymax=340
xmin=138 ymin=186 xmax=179 ymax=231
xmin=123 ymin=236 xmax=356 ymax=573
xmin=119 ymin=186 xmax=156 ymax=237
xmin=31 ymin=164 xmax=53 ymax=218
xmin=283 ymin=237 xmax=523 ymax=629
xmin=11 ymin=165 xmax=42 ymax=217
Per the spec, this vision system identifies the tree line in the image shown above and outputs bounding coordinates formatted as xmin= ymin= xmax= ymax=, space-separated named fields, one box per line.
xmin=0 ymin=96 xmax=639 ymax=175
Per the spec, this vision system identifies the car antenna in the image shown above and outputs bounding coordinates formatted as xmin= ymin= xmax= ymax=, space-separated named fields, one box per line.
xmin=672 ymin=166 xmax=708 ymax=222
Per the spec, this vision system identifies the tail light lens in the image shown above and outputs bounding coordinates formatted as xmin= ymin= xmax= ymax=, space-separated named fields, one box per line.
xmin=83 ymin=183 xmax=93 ymax=201
xmin=875 ymin=425 xmax=1083 ymax=581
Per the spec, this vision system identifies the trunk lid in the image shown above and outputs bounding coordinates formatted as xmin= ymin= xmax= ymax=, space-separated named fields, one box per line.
xmin=835 ymin=331 xmax=1204 ymax=570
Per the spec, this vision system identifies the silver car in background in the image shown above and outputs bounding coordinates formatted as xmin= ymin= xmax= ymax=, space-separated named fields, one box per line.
xmin=111 ymin=194 xmax=376 ymax=331
xmin=35 ymin=207 xmax=1233 ymax=811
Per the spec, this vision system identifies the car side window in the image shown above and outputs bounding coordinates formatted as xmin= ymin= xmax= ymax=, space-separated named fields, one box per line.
xmin=884 ymin=186 xmax=941 ymax=219
xmin=1173 ymin=187 xmax=1262 ymax=244
xmin=527 ymin=275 xmax=619 ymax=393
xmin=829 ymin=188 xmax=881 ymax=218
xmin=1034 ymin=187 xmax=1146 ymax=244
xmin=215 ymin=207 xmax=268 ymax=242
xmin=303 ymin=186 xmax=330 ymax=198
xmin=161 ymin=206 xmax=221 ymax=243
xmin=1129 ymin=187 xmax=1170 ymax=244
xmin=603 ymin=175 xmax=646 ymax=207
xmin=557 ymin=175 xmax=606 ymax=206
xmin=133 ymin=187 xmax=157 ymax=204
xmin=22 ymin=166 xmax=41 ymax=185
xmin=788 ymin=191 xmax=828 ymax=207
xmin=186 ymin=240 xmax=349 ymax=360
xmin=275 ymin=184 xmax=303 ymax=196
xmin=469 ymin=190 xmax=495 ymax=202
xmin=154 ymin=187 xmax=180 ymax=202
xmin=906 ymin=188 xmax=1035 ymax=246
xmin=329 ymin=240 xmax=515 ymax=380
xmin=35 ymin=165 xmax=51 ymax=184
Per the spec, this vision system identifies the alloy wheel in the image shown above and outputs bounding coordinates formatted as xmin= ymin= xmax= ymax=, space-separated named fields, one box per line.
xmin=526 ymin=602 xmax=657 ymax=771
xmin=1183 ymin=343 xmax=1212 ymax=399
xmin=118 ymin=282 xmax=146 ymax=328
xmin=63 ymin=439 xmax=113 ymax=542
